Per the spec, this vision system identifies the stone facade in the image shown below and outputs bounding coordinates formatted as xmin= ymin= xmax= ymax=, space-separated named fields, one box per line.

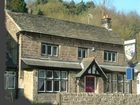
xmin=6 ymin=12 xmax=139 ymax=105
xmin=6 ymin=13 xmax=20 ymax=65
xmin=21 ymin=32 xmax=125 ymax=66
xmin=23 ymin=69 xmax=80 ymax=103
xmin=19 ymin=32 xmax=127 ymax=103
xmin=23 ymin=70 xmax=34 ymax=101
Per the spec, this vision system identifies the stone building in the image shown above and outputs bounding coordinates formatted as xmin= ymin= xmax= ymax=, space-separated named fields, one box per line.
xmin=5 ymin=11 xmax=138 ymax=104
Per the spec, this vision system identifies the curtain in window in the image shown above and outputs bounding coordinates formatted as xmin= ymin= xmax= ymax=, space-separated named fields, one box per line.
xmin=38 ymin=78 xmax=45 ymax=91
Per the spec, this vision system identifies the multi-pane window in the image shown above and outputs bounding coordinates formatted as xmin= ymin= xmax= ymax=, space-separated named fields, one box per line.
xmin=41 ymin=43 xmax=58 ymax=57
xmin=78 ymin=47 xmax=87 ymax=59
xmin=104 ymin=73 xmax=131 ymax=93
xmin=4 ymin=71 xmax=16 ymax=89
xmin=104 ymin=51 xmax=117 ymax=62
xmin=38 ymin=70 xmax=68 ymax=92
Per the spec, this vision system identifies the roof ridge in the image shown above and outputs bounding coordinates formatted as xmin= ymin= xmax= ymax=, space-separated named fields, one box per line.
xmin=7 ymin=11 xmax=110 ymax=31
xmin=6 ymin=11 xmax=123 ymax=45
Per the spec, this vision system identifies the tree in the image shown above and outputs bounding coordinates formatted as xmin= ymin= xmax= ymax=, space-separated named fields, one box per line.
xmin=63 ymin=0 xmax=76 ymax=15
xmin=86 ymin=1 xmax=95 ymax=9
xmin=9 ymin=0 xmax=27 ymax=12
xmin=6 ymin=0 xmax=12 ymax=10
xmin=76 ymin=0 xmax=86 ymax=15
xmin=36 ymin=0 xmax=48 ymax=4
xmin=58 ymin=0 xmax=63 ymax=3
xmin=37 ymin=9 xmax=44 ymax=15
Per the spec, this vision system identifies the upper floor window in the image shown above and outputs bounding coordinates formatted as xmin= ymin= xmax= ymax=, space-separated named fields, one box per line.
xmin=38 ymin=70 xmax=68 ymax=92
xmin=78 ymin=47 xmax=87 ymax=59
xmin=41 ymin=43 xmax=58 ymax=57
xmin=104 ymin=50 xmax=117 ymax=62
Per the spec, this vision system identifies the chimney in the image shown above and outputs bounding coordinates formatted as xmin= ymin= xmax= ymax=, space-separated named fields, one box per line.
xmin=101 ymin=15 xmax=112 ymax=31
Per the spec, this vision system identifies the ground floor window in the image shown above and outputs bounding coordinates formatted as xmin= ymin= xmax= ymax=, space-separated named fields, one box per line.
xmin=104 ymin=73 xmax=132 ymax=93
xmin=4 ymin=71 xmax=16 ymax=89
xmin=38 ymin=70 xmax=68 ymax=92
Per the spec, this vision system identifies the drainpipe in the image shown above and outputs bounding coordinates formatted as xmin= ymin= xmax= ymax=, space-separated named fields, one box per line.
xmin=16 ymin=31 xmax=23 ymax=97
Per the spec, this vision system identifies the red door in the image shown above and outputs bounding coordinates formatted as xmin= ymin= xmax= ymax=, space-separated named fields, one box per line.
xmin=85 ymin=76 xmax=95 ymax=92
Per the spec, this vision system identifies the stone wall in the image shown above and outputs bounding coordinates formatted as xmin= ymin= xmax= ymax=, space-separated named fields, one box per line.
xmin=60 ymin=93 xmax=140 ymax=105
xmin=21 ymin=32 xmax=125 ymax=66
xmin=24 ymin=70 xmax=34 ymax=101
xmin=6 ymin=13 xmax=20 ymax=65
xmin=6 ymin=13 xmax=20 ymax=42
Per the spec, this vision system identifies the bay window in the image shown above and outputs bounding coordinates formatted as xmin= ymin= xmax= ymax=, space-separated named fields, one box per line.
xmin=104 ymin=73 xmax=132 ymax=93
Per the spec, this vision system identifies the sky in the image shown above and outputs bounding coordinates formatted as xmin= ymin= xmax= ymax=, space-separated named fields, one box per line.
xmin=64 ymin=0 xmax=140 ymax=15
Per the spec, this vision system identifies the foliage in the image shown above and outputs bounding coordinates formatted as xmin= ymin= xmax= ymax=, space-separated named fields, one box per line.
xmin=8 ymin=0 xmax=140 ymax=40
xmin=86 ymin=1 xmax=95 ymax=9
xmin=58 ymin=0 xmax=63 ymax=2
xmin=76 ymin=0 xmax=87 ymax=15
xmin=37 ymin=9 xmax=44 ymax=15
xmin=7 ymin=0 xmax=27 ymax=13
xmin=63 ymin=0 xmax=77 ymax=15
xmin=36 ymin=0 xmax=48 ymax=4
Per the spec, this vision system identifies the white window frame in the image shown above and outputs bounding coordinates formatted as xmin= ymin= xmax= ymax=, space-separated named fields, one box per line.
xmin=60 ymin=71 xmax=68 ymax=92
xmin=5 ymin=71 xmax=16 ymax=89
xmin=78 ymin=47 xmax=87 ymax=59
xmin=38 ymin=70 xmax=46 ymax=92
xmin=104 ymin=50 xmax=117 ymax=62
xmin=46 ymin=70 xmax=53 ymax=92
xmin=41 ymin=43 xmax=58 ymax=57
xmin=105 ymin=73 xmax=131 ymax=93
xmin=38 ymin=70 xmax=68 ymax=93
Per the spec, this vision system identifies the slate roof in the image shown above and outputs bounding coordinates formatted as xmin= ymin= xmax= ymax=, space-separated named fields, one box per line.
xmin=21 ymin=58 xmax=81 ymax=69
xmin=100 ymin=65 xmax=126 ymax=72
xmin=7 ymin=11 xmax=124 ymax=45
xmin=76 ymin=57 xmax=108 ymax=79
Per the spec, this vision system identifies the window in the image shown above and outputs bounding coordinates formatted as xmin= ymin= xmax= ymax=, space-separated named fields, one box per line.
xmin=38 ymin=70 xmax=68 ymax=92
xmin=87 ymin=64 xmax=99 ymax=75
xmin=104 ymin=51 xmax=117 ymax=62
xmin=4 ymin=71 xmax=16 ymax=89
xmin=41 ymin=43 xmax=58 ymax=57
xmin=104 ymin=73 xmax=131 ymax=93
xmin=124 ymin=75 xmax=131 ymax=93
xmin=78 ymin=47 xmax=87 ymax=58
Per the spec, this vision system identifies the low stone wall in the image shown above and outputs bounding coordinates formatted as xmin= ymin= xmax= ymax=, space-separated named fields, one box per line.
xmin=60 ymin=93 xmax=140 ymax=105
xmin=33 ymin=93 xmax=59 ymax=104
